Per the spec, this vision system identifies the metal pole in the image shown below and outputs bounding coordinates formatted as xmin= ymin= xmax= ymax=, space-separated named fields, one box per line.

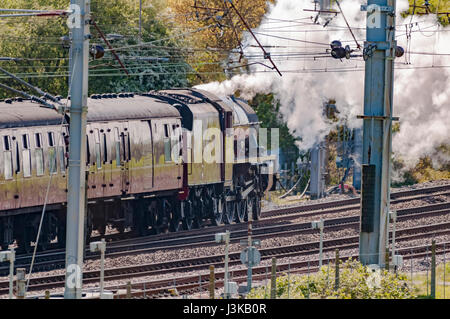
xmin=307 ymin=261 xmax=310 ymax=299
xmin=410 ymin=248 xmax=413 ymax=288
xmin=209 ymin=265 xmax=215 ymax=299
xmin=100 ymin=239 xmax=105 ymax=297
xmin=224 ymin=230 xmax=230 ymax=299
xmin=385 ymin=247 xmax=390 ymax=271
xmin=247 ymin=219 xmax=253 ymax=293
xmin=126 ymin=281 xmax=132 ymax=299
xmin=64 ymin=0 xmax=90 ymax=299
xmin=319 ymin=218 xmax=324 ymax=268
xmin=444 ymin=243 xmax=446 ymax=299
xmin=431 ymin=240 xmax=436 ymax=299
xmin=270 ymin=257 xmax=276 ymax=299
xmin=334 ymin=249 xmax=340 ymax=291
xmin=16 ymin=268 xmax=26 ymax=299
xmin=359 ymin=0 xmax=397 ymax=266
xmin=287 ymin=259 xmax=290 ymax=299
xmin=352 ymin=128 xmax=362 ymax=190
xmin=426 ymin=246 xmax=429 ymax=296
xmin=391 ymin=211 xmax=396 ymax=258
xmin=9 ymin=248 xmax=14 ymax=299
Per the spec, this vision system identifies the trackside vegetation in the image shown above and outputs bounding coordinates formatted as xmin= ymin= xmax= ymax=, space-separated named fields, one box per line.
xmin=247 ymin=259 xmax=417 ymax=299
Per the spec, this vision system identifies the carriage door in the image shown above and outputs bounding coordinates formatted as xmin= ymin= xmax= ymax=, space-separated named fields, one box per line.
xmin=224 ymin=111 xmax=233 ymax=183
xmin=120 ymin=122 xmax=131 ymax=194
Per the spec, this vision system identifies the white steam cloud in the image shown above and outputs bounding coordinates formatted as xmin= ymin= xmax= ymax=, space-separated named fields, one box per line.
xmin=196 ymin=0 xmax=450 ymax=170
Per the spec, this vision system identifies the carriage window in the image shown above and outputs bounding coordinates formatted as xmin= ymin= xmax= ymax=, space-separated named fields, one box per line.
xmin=15 ymin=141 xmax=20 ymax=174
xmin=102 ymin=133 xmax=108 ymax=164
xmin=114 ymin=128 xmax=121 ymax=167
xmin=48 ymin=132 xmax=57 ymax=174
xmin=164 ymin=124 xmax=169 ymax=138
xmin=3 ymin=136 xmax=13 ymax=180
xmin=94 ymin=129 xmax=101 ymax=169
xmin=121 ymin=132 xmax=131 ymax=162
xmin=22 ymin=134 xmax=30 ymax=149
xmin=86 ymin=135 xmax=91 ymax=165
xmin=48 ymin=147 xmax=57 ymax=174
xmin=3 ymin=136 xmax=10 ymax=151
xmin=35 ymin=133 xmax=42 ymax=148
xmin=35 ymin=133 xmax=44 ymax=176
xmin=48 ymin=132 xmax=55 ymax=147
xmin=163 ymin=124 xmax=171 ymax=162
xmin=127 ymin=133 xmax=131 ymax=161
xmin=22 ymin=134 xmax=32 ymax=178
xmin=59 ymin=133 xmax=66 ymax=173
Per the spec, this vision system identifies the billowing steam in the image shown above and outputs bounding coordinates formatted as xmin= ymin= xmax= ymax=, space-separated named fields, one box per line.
xmin=196 ymin=0 xmax=450 ymax=171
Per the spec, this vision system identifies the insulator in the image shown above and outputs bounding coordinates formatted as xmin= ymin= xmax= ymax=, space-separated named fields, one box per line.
xmin=331 ymin=47 xmax=346 ymax=59
xmin=345 ymin=45 xmax=351 ymax=59
xmin=60 ymin=36 xmax=71 ymax=50
xmin=395 ymin=46 xmax=405 ymax=58
xmin=330 ymin=40 xmax=342 ymax=49
xmin=89 ymin=45 xmax=105 ymax=60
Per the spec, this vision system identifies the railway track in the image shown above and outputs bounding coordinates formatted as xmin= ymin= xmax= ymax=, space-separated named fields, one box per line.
xmin=110 ymin=241 xmax=450 ymax=299
xmin=1 ymin=184 xmax=449 ymax=275
xmin=2 ymin=214 xmax=449 ymax=296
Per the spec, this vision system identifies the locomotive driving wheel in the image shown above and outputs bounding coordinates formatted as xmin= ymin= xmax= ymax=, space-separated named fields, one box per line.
xmin=223 ymin=191 xmax=236 ymax=224
xmin=190 ymin=188 xmax=204 ymax=229
xmin=170 ymin=201 xmax=183 ymax=232
xmin=133 ymin=201 xmax=149 ymax=236
xmin=17 ymin=228 xmax=32 ymax=254
xmin=252 ymin=194 xmax=262 ymax=220
xmin=246 ymin=194 xmax=255 ymax=222
xmin=155 ymin=199 xmax=171 ymax=234
xmin=211 ymin=191 xmax=225 ymax=226
xmin=148 ymin=200 xmax=163 ymax=234
xmin=235 ymin=198 xmax=248 ymax=223
xmin=182 ymin=200 xmax=197 ymax=230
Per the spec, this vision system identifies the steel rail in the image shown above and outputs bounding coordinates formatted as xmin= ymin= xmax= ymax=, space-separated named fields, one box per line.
xmin=2 ymin=186 xmax=449 ymax=274
xmin=3 ymin=219 xmax=449 ymax=295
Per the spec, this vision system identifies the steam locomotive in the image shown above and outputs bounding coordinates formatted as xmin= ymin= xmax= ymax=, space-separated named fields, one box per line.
xmin=0 ymin=88 xmax=276 ymax=253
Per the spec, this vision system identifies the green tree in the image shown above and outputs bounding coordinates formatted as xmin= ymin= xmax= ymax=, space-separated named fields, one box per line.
xmin=249 ymin=93 xmax=300 ymax=165
xmin=247 ymin=259 xmax=417 ymax=299
xmin=0 ymin=0 xmax=189 ymax=99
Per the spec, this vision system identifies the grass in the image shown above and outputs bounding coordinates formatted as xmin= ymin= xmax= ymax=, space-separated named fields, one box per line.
xmin=263 ymin=190 xmax=310 ymax=207
xmin=405 ymin=263 xmax=450 ymax=299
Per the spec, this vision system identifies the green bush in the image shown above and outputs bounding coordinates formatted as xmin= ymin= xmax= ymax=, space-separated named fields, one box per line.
xmin=247 ymin=259 xmax=417 ymax=299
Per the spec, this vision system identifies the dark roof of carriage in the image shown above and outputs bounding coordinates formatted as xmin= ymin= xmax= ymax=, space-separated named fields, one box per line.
xmin=0 ymin=95 xmax=181 ymax=128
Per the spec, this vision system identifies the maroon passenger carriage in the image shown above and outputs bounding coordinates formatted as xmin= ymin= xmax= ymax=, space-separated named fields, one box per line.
xmin=0 ymin=89 xmax=276 ymax=253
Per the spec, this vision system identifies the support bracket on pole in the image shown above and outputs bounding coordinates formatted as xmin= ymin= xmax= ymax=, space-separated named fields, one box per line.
xmin=360 ymin=5 xmax=394 ymax=13
xmin=357 ymin=115 xmax=399 ymax=122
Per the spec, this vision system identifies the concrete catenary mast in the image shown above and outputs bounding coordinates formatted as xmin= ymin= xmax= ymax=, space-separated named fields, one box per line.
xmin=64 ymin=0 xmax=90 ymax=299
xmin=359 ymin=0 xmax=398 ymax=266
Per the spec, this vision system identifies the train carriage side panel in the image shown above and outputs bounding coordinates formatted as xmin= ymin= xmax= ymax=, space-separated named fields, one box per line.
xmin=128 ymin=119 xmax=153 ymax=194
xmin=190 ymin=88 xmax=234 ymax=186
xmin=150 ymin=118 xmax=182 ymax=192
xmin=0 ymin=129 xmax=17 ymax=211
